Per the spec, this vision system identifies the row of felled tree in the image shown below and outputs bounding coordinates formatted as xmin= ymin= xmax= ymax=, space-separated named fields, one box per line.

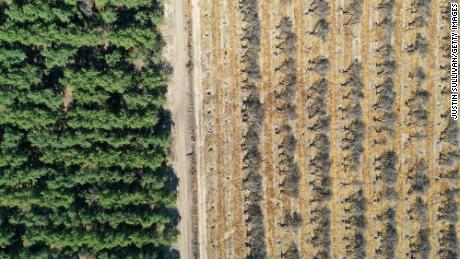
xmin=304 ymin=1 xmax=332 ymax=256
xmin=238 ymin=0 xmax=267 ymax=258
xmin=0 ymin=0 xmax=178 ymax=258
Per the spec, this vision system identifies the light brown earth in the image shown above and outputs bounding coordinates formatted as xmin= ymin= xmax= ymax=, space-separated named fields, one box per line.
xmin=176 ymin=0 xmax=460 ymax=258
xmin=163 ymin=0 xmax=196 ymax=258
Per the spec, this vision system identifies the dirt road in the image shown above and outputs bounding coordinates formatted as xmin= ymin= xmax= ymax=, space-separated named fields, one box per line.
xmin=164 ymin=0 xmax=194 ymax=258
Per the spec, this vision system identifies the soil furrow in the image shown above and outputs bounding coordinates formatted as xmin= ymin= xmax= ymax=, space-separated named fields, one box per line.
xmin=426 ymin=0 xmax=439 ymax=257
xmin=260 ymin=0 xmax=277 ymax=257
xmin=228 ymin=0 xmax=246 ymax=257
xmin=211 ymin=1 xmax=225 ymax=257
xmin=328 ymin=0 xmax=339 ymax=257
xmin=200 ymin=0 xmax=222 ymax=256
xmin=293 ymin=0 xmax=308 ymax=255
xmin=218 ymin=1 xmax=240 ymax=258
xmin=393 ymin=0 xmax=404 ymax=257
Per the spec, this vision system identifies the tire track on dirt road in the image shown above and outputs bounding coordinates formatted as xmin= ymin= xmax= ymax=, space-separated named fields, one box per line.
xmin=164 ymin=0 xmax=194 ymax=257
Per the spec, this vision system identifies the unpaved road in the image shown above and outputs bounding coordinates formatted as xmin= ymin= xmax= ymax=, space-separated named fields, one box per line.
xmin=164 ymin=0 xmax=193 ymax=258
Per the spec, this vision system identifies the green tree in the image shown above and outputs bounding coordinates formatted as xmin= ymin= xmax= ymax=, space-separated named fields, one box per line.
xmin=0 ymin=0 xmax=177 ymax=256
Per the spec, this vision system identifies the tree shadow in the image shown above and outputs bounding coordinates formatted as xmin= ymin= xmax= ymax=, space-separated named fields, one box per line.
xmin=158 ymin=246 xmax=180 ymax=259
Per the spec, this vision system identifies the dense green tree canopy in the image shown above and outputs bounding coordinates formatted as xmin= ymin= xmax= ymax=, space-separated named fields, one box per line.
xmin=0 ymin=0 xmax=178 ymax=257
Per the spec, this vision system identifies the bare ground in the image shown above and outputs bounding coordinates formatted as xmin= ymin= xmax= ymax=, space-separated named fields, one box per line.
xmin=163 ymin=0 xmax=195 ymax=258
